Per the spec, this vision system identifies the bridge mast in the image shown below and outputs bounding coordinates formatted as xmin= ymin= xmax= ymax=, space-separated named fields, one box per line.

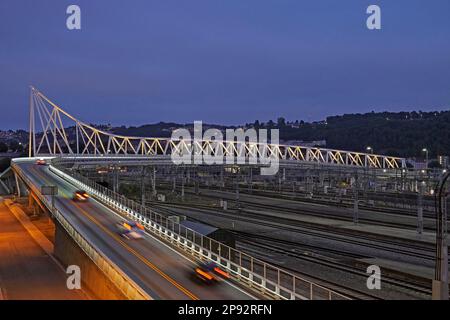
xmin=28 ymin=86 xmax=34 ymax=158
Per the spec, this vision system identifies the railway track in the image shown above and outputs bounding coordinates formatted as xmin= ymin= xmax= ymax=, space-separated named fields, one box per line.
xmin=156 ymin=202 xmax=437 ymax=299
xmin=171 ymin=182 xmax=437 ymax=218
xmin=145 ymin=183 xmax=442 ymax=232
xmin=234 ymin=232 xmax=435 ymax=299
xmin=236 ymin=187 xmax=437 ymax=218
xmin=184 ymin=188 xmax=439 ymax=232
xmin=154 ymin=201 xmax=437 ymax=260
xmin=238 ymin=198 xmax=437 ymax=233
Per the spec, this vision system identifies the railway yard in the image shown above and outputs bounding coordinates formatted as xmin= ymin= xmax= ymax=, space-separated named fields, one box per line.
xmin=71 ymin=162 xmax=450 ymax=300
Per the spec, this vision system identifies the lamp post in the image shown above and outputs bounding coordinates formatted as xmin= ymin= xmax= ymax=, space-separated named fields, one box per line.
xmin=366 ymin=146 xmax=373 ymax=154
xmin=422 ymin=148 xmax=429 ymax=169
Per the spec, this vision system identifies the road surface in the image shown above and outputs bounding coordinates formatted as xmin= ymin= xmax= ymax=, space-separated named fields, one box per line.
xmin=15 ymin=160 xmax=255 ymax=300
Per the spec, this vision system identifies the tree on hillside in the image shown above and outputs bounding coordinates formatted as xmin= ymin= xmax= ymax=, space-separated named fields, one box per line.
xmin=0 ymin=142 xmax=8 ymax=153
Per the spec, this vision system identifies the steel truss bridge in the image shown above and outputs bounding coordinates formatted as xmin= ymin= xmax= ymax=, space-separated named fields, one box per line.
xmin=29 ymin=87 xmax=405 ymax=169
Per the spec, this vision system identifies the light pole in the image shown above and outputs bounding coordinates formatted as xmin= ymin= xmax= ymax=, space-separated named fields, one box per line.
xmin=422 ymin=148 xmax=429 ymax=169
xmin=366 ymin=146 xmax=373 ymax=154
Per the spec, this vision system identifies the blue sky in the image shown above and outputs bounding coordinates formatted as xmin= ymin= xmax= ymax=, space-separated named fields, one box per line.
xmin=1 ymin=0 xmax=449 ymax=129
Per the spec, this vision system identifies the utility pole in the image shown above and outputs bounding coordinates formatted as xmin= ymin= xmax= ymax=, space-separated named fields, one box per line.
xmin=152 ymin=167 xmax=156 ymax=196
xmin=432 ymin=173 xmax=449 ymax=300
xmin=417 ymin=182 xmax=424 ymax=234
xmin=141 ymin=166 xmax=146 ymax=205
xmin=235 ymin=177 xmax=240 ymax=209
xmin=194 ymin=175 xmax=199 ymax=195
xmin=181 ymin=176 xmax=185 ymax=201
xmin=248 ymin=167 xmax=253 ymax=194
xmin=353 ymin=174 xmax=359 ymax=225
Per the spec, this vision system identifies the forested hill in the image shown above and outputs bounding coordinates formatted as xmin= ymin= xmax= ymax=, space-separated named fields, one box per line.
xmin=2 ymin=110 xmax=450 ymax=158
xmin=108 ymin=111 xmax=450 ymax=158
xmin=271 ymin=111 xmax=450 ymax=157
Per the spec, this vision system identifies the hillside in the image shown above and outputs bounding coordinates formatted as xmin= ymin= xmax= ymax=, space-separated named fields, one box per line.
xmin=274 ymin=111 xmax=450 ymax=157
xmin=109 ymin=111 xmax=450 ymax=158
xmin=1 ymin=110 xmax=449 ymax=158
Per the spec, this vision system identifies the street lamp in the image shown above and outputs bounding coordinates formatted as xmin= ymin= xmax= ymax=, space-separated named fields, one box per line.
xmin=422 ymin=148 xmax=429 ymax=169
xmin=366 ymin=146 xmax=373 ymax=154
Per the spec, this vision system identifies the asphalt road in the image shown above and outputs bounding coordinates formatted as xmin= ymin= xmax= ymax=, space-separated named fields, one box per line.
xmin=16 ymin=160 xmax=255 ymax=300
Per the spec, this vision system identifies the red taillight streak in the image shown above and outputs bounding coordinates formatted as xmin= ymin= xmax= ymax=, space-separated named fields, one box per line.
xmin=195 ymin=268 xmax=213 ymax=280
xmin=214 ymin=267 xmax=230 ymax=278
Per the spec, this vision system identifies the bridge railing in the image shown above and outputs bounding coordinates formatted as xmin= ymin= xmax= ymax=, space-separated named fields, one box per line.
xmin=49 ymin=163 xmax=350 ymax=300
xmin=11 ymin=161 xmax=152 ymax=300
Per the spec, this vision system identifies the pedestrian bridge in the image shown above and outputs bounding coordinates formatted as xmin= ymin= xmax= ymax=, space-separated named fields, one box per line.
xmin=28 ymin=87 xmax=405 ymax=170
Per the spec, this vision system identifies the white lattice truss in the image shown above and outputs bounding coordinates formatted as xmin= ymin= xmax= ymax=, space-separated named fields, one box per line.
xmin=29 ymin=87 xmax=405 ymax=169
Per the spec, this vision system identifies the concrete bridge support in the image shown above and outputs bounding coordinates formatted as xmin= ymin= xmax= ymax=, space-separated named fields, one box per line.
xmin=0 ymin=167 xmax=14 ymax=195
xmin=53 ymin=220 xmax=127 ymax=300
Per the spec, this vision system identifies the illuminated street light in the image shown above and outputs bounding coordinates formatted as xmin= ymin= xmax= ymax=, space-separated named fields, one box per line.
xmin=422 ymin=148 xmax=429 ymax=169
xmin=366 ymin=146 xmax=373 ymax=154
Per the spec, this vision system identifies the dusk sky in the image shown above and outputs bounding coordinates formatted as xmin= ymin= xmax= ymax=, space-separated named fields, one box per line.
xmin=1 ymin=0 xmax=449 ymax=130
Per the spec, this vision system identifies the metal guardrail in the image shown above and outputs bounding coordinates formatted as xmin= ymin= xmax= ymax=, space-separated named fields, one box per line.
xmin=49 ymin=163 xmax=350 ymax=300
xmin=11 ymin=162 xmax=151 ymax=300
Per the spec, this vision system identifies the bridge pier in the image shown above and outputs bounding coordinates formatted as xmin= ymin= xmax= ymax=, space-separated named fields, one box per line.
xmin=27 ymin=193 xmax=43 ymax=218
xmin=112 ymin=165 xmax=120 ymax=193
xmin=14 ymin=172 xmax=22 ymax=197
xmin=53 ymin=219 xmax=127 ymax=300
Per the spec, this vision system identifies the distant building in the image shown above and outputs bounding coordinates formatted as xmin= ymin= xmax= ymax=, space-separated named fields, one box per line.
xmin=406 ymin=159 xmax=427 ymax=169
xmin=438 ymin=155 xmax=449 ymax=168
xmin=281 ymin=140 xmax=327 ymax=147
xmin=414 ymin=162 xmax=428 ymax=170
